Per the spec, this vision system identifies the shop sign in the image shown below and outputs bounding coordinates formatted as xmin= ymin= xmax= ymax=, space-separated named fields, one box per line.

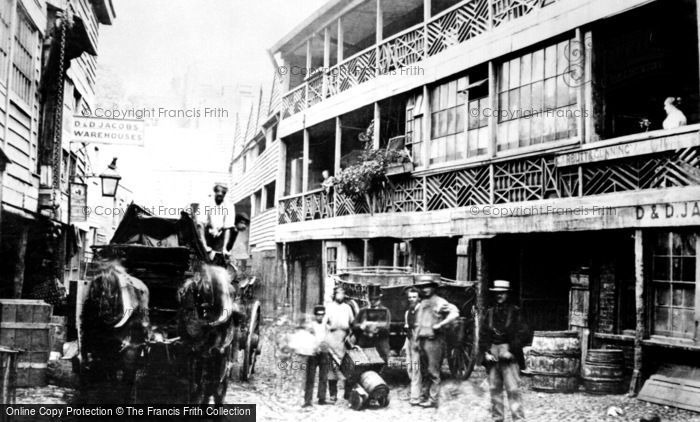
xmin=635 ymin=201 xmax=700 ymax=223
xmin=556 ymin=131 xmax=700 ymax=167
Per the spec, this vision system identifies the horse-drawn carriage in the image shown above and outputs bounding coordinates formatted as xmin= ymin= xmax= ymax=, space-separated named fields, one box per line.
xmin=81 ymin=203 xmax=261 ymax=404
xmin=330 ymin=267 xmax=478 ymax=380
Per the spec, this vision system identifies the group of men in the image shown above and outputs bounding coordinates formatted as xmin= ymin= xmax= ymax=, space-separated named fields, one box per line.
xmin=304 ymin=278 xmax=527 ymax=421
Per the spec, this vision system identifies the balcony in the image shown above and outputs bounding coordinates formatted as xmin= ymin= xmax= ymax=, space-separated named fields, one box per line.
xmin=281 ymin=0 xmax=564 ymax=119
xmin=279 ymin=125 xmax=700 ymax=225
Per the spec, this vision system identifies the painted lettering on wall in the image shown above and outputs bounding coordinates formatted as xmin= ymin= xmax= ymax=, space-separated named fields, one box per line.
xmin=635 ymin=201 xmax=700 ymax=221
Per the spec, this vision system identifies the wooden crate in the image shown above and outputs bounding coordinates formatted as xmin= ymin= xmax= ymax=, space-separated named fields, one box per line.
xmin=0 ymin=300 xmax=52 ymax=387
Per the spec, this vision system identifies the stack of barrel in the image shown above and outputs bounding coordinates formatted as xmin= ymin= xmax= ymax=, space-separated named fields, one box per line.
xmin=581 ymin=349 xmax=625 ymax=394
xmin=525 ymin=331 xmax=581 ymax=393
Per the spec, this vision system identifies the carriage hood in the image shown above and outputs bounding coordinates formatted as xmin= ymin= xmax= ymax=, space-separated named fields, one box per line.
xmin=104 ymin=202 xmax=208 ymax=261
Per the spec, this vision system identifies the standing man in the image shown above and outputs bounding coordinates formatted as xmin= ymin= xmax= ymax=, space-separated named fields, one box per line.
xmin=324 ymin=286 xmax=355 ymax=402
xmin=415 ymin=278 xmax=459 ymax=408
xmin=197 ymin=182 xmax=234 ymax=266
xmin=478 ymin=280 xmax=527 ymax=422
xmin=303 ymin=305 xmax=330 ymax=407
xmin=403 ymin=287 xmax=421 ymax=406
xmin=352 ymin=284 xmax=391 ymax=362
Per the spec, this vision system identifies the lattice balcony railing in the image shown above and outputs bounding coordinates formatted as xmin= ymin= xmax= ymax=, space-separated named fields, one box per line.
xmin=280 ymin=0 xmax=563 ymax=117
xmin=378 ymin=26 xmax=425 ymax=74
xmin=278 ymin=144 xmax=700 ymax=224
xmin=307 ymin=73 xmax=325 ymax=107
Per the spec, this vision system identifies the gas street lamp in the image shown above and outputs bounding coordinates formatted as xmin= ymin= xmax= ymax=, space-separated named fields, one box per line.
xmin=98 ymin=157 xmax=121 ymax=197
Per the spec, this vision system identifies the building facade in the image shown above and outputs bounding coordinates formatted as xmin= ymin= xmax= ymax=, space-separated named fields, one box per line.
xmin=0 ymin=0 xmax=115 ymax=302
xmin=229 ymin=75 xmax=284 ymax=318
xmin=271 ymin=0 xmax=700 ymax=392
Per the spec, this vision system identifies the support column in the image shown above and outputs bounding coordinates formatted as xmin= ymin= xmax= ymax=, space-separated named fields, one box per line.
xmin=629 ymin=229 xmax=645 ymax=395
xmin=456 ymin=236 xmax=471 ymax=282
xmin=376 ymin=0 xmax=383 ymax=75
xmin=422 ymin=85 xmax=430 ymax=166
xmin=334 ymin=117 xmax=342 ymax=174
xmin=488 ymin=61 xmax=497 ymax=158
xmin=363 ymin=239 xmax=372 ymax=267
xmin=423 ymin=0 xmax=431 ymax=57
xmin=323 ymin=27 xmax=331 ymax=98
xmin=302 ymin=128 xmax=310 ymax=192
xmin=373 ymin=102 xmax=381 ymax=149
xmin=473 ymin=238 xmax=489 ymax=363
xmin=337 ymin=17 xmax=344 ymax=62
xmin=13 ymin=225 xmax=28 ymax=298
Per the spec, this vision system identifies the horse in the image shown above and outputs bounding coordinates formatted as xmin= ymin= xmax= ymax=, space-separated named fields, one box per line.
xmin=80 ymin=259 xmax=149 ymax=403
xmin=178 ymin=263 xmax=241 ymax=405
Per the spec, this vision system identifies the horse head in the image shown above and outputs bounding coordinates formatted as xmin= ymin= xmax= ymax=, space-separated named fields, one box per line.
xmin=178 ymin=264 xmax=239 ymax=330
xmin=87 ymin=259 xmax=149 ymax=329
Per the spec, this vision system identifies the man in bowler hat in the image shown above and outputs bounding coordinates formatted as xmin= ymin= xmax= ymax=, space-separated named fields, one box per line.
xmin=478 ymin=280 xmax=527 ymax=421
xmin=352 ymin=284 xmax=392 ymax=362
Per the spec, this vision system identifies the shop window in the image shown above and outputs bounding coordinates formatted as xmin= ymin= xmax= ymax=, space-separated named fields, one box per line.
xmin=497 ymin=38 xmax=578 ymax=151
xmin=652 ymin=231 xmax=697 ymax=340
xmin=11 ymin=5 xmax=36 ymax=105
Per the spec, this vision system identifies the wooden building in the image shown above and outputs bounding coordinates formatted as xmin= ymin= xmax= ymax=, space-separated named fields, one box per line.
xmin=0 ymin=0 xmax=115 ymax=301
xmin=229 ymin=75 xmax=284 ymax=318
xmin=271 ymin=0 xmax=700 ymax=392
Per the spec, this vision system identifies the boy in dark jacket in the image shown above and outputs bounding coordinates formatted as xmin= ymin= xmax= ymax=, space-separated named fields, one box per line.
xmin=478 ymin=280 xmax=528 ymax=422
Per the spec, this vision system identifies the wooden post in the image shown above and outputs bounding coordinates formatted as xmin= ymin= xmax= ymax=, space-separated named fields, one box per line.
xmin=373 ymin=102 xmax=381 ymax=149
xmin=422 ymin=85 xmax=430 ymax=167
xmin=487 ymin=0 xmax=494 ymax=30
xmin=13 ymin=225 xmax=28 ymax=298
xmin=488 ymin=60 xmax=497 ymax=158
xmin=323 ymin=27 xmax=331 ymax=99
xmin=584 ymin=30 xmax=594 ymax=143
xmin=363 ymin=239 xmax=371 ymax=267
xmin=302 ymin=128 xmax=310 ymax=192
xmin=576 ymin=28 xmax=585 ymax=145
xmin=405 ymin=239 xmax=414 ymax=270
xmin=305 ymin=38 xmax=312 ymax=71
xmin=629 ymin=229 xmax=644 ymax=395
xmin=376 ymin=0 xmax=383 ymax=76
xmin=473 ymin=238 xmax=489 ymax=364
xmin=334 ymin=117 xmax=342 ymax=174
xmin=337 ymin=17 xmax=344 ymax=62
xmin=423 ymin=0 xmax=431 ymax=57
xmin=456 ymin=237 xmax=471 ymax=282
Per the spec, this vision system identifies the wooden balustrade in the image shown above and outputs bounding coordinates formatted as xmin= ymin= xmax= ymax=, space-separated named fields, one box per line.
xmin=280 ymin=0 xmax=562 ymax=116
xmin=279 ymin=136 xmax=700 ymax=224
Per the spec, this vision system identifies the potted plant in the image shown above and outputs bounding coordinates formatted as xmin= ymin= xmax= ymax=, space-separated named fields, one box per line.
xmin=333 ymin=154 xmax=386 ymax=214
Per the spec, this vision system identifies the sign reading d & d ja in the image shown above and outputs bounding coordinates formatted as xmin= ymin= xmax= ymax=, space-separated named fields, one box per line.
xmin=72 ymin=115 xmax=145 ymax=146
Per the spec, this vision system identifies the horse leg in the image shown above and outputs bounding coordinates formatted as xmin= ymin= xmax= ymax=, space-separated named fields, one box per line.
xmin=214 ymin=352 xmax=228 ymax=406
xmin=121 ymin=347 xmax=139 ymax=403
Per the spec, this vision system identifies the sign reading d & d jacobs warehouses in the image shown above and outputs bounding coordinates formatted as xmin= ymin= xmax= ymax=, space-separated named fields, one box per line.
xmin=72 ymin=115 xmax=145 ymax=146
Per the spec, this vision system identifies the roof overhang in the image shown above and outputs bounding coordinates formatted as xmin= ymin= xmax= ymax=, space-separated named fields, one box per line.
xmin=270 ymin=0 xmax=356 ymax=55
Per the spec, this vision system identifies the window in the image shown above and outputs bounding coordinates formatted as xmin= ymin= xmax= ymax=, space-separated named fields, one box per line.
xmin=253 ymin=189 xmax=262 ymax=216
xmin=266 ymin=125 xmax=277 ymax=145
xmin=405 ymin=93 xmax=424 ymax=166
xmin=497 ymin=38 xmax=578 ymax=151
xmin=326 ymin=247 xmax=337 ymax=276
xmin=11 ymin=6 xmax=36 ymax=104
xmin=0 ymin=0 xmax=11 ymax=84
xmin=652 ymin=231 xmax=697 ymax=339
xmin=466 ymin=68 xmax=490 ymax=157
xmin=264 ymin=182 xmax=276 ymax=210
xmin=429 ymin=76 xmax=467 ymax=164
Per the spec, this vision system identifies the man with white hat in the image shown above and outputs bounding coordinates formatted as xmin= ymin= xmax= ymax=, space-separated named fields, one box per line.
xmin=197 ymin=182 xmax=235 ymax=265
xmin=478 ymin=280 xmax=527 ymax=422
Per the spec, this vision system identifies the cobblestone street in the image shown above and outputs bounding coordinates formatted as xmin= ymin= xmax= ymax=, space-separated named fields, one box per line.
xmin=16 ymin=323 xmax=700 ymax=422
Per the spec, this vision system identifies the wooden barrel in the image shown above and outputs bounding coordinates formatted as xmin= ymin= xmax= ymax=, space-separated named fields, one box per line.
xmin=349 ymin=385 xmax=369 ymax=410
xmin=525 ymin=331 xmax=581 ymax=393
xmin=359 ymin=370 xmax=390 ymax=406
xmin=582 ymin=349 xmax=625 ymax=394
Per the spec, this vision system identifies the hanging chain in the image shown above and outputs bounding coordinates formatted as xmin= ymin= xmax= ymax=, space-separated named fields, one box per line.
xmin=51 ymin=10 xmax=68 ymax=192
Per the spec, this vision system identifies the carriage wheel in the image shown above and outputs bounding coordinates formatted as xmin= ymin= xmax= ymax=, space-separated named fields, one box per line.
xmin=240 ymin=300 xmax=261 ymax=381
xmin=447 ymin=318 xmax=476 ymax=380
